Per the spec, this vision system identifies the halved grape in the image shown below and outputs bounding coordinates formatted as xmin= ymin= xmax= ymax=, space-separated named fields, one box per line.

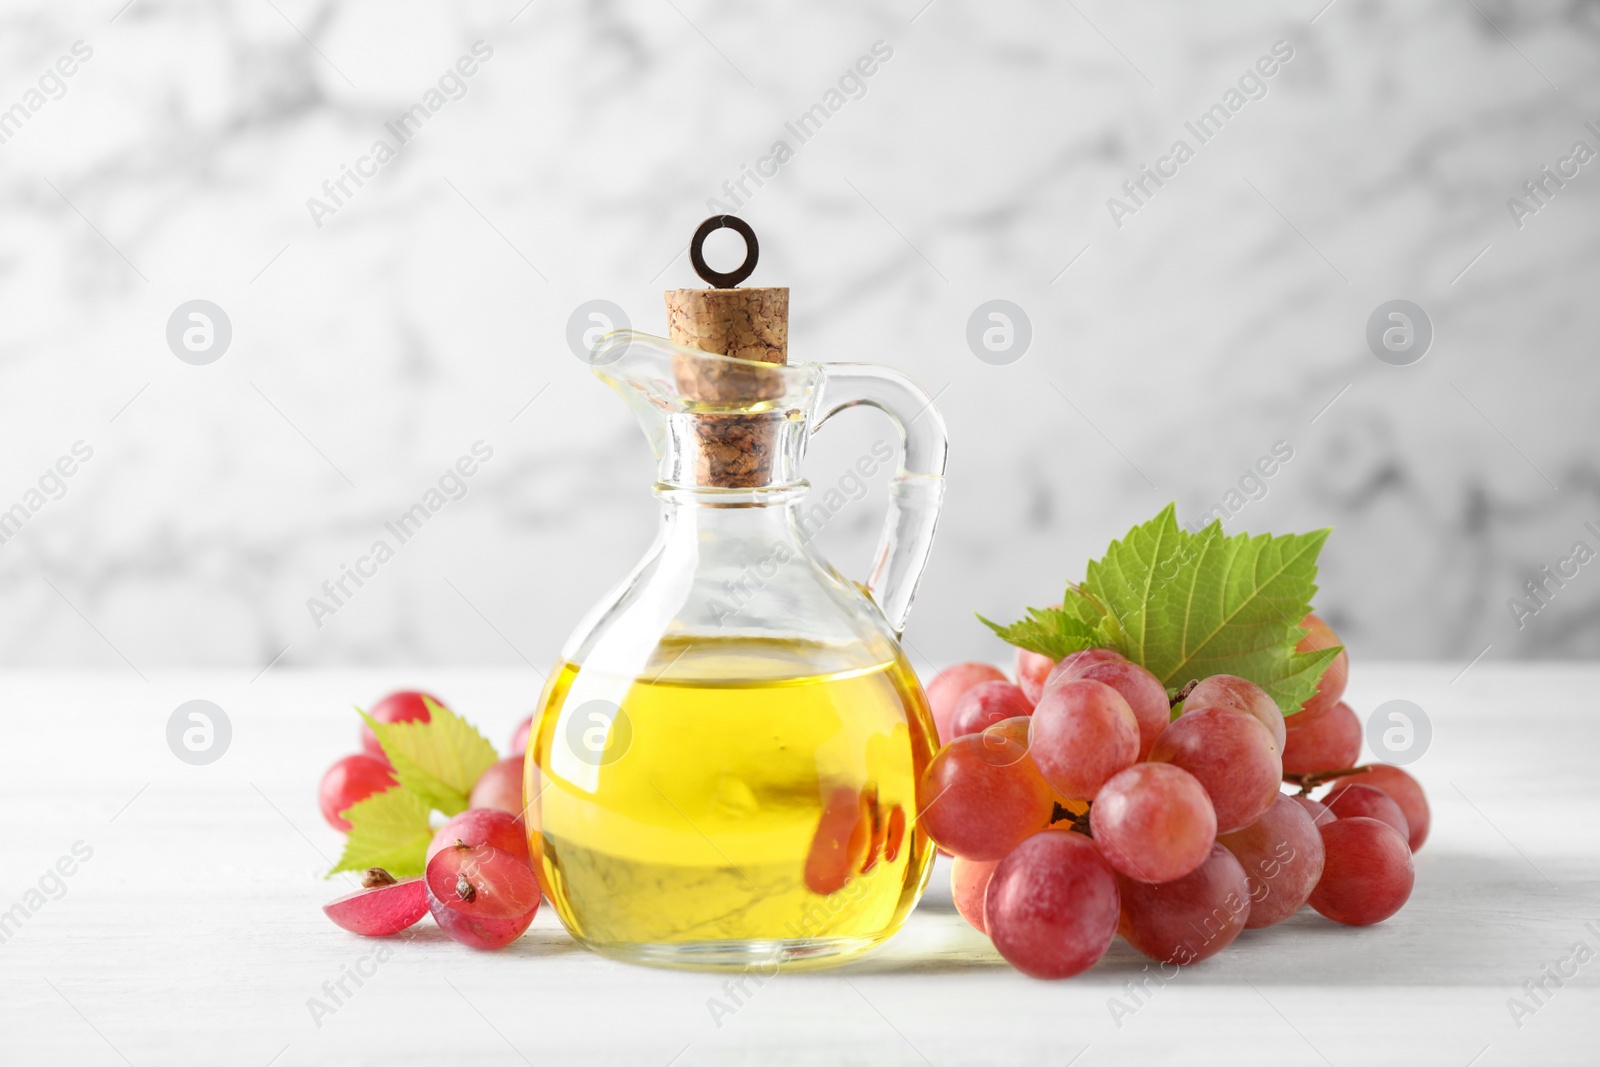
xmin=469 ymin=756 xmax=526 ymax=818
xmin=323 ymin=872 xmax=429 ymax=936
xmin=984 ymin=831 xmax=1119 ymax=979
xmin=951 ymin=856 xmax=1001 ymax=934
xmin=1324 ymin=783 xmax=1408 ymax=842
xmin=319 ymin=754 xmax=398 ymax=832
xmin=916 ymin=734 xmax=1055 ymax=861
xmin=1074 ymin=659 xmax=1170 ymax=760
xmin=1183 ymin=674 xmax=1285 ymax=752
xmin=1148 ymin=707 xmax=1281 ymax=833
xmin=948 ymin=681 xmax=1035 ymax=740
xmin=1309 ymin=817 xmax=1413 ymax=926
xmin=1117 ymin=844 xmax=1251 ymax=963
xmin=360 ymin=690 xmax=440 ymax=760
xmin=1318 ymin=764 xmax=1429 ymax=851
xmin=1014 ymin=648 xmax=1057 ymax=704
xmin=1028 ymin=679 xmax=1139 ymax=801
xmin=1296 ymin=613 xmax=1348 ymax=718
xmin=425 ymin=842 xmax=541 ymax=949
xmin=427 ymin=808 xmax=531 ymax=865
xmin=1042 ymin=647 xmax=1126 ymax=691
xmin=1090 ymin=763 xmax=1216 ymax=884
xmin=1218 ymin=794 xmax=1325 ymax=928
xmin=926 ymin=662 xmax=1009 ymax=744
xmin=1281 ymin=700 xmax=1363 ymax=775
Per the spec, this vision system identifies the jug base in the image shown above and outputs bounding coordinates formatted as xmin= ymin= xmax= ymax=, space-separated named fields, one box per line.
xmin=579 ymin=934 xmax=887 ymax=973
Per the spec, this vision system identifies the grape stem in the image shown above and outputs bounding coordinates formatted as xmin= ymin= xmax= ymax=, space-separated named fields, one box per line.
xmin=1169 ymin=679 xmax=1198 ymax=708
xmin=1283 ymin=765 xmax=1372 ymax=795
xmin=1050 ymin=802 xmax=1093 ymax=837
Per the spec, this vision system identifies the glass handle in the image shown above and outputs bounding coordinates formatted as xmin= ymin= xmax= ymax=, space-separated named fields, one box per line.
xmin=811 ymin=364 xmax=948 ymax=636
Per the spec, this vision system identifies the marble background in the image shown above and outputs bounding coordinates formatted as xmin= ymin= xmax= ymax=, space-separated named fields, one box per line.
xmin=1 ymin=0 xmax=1596 ymax=679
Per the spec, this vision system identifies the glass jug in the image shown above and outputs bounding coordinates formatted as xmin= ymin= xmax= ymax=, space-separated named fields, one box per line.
xmin=526 ymin=326 xmax=947 ymax=970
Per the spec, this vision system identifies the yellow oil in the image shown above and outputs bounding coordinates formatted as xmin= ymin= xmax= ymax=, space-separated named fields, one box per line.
xmin=525 ymin=636 xmax=937 ymax=969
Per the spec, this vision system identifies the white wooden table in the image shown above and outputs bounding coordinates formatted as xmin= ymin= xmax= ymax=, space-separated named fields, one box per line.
xmin=1 ymin=664 xmax=1595 ymax=1065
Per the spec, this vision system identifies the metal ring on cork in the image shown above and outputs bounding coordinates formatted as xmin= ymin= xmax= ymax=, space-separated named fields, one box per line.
xmin=689 ymin=215 xmax=759 ymax=289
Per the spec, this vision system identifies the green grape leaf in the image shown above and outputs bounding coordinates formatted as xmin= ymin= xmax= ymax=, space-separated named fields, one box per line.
xmin=987 ymin=503 xmax=1342 ymax=715
xmin=328 ymin=786 xmax=432 ymax=878
xmin=978 ymin=605 xmax=1102 ymax=661
xmin=361 ymin=697 xmax=499 ymax=816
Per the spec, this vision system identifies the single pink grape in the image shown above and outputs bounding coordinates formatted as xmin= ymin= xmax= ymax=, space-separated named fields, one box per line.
xmin=1042 ymin=647 xmax=1126 ymax=691
xmin=425 ymin=842 xmax=541 ymax=950
xmin=1309 ymin=817 xmax=1414 ymax=926
xmin=1117 ymin=844 xmax=1251 ymax=964
xmin=951 ymin=855 xmax=1001 ymax=934
xmin=323 ymin=873 xmax=428 ymax=937
xmin=1014 ymin=648 xmax=1056 ymax=704
xmin=427 ymin=808 xmax=531 ymax=865
xmin=947 ymin=680 xmax=1035 ymax=740
xmin=319 ymin=754 xmax=397 ymax=832
xmin=1296 ymin=612 xmax=1348 ymax=718
xmin=984 ymin=831 xmax=1120 ymax=979
xmin=1324 ymin=783 xmax=1409 ymax=842
xmin=360 ymin=690 xmax=440 ymax=760
xmin=509 ymin=714 xmax=533 ymax=758
xmin=1218 ymin=794 xmax=1326 ymax=928
xmin=1075 ymin=659 xmax=1171 ymax=760
xmin=1090 ymin=763 xmax=1217 ymax=884
xmin=1182 ymin=674 xmax=1285 ymax=752
xmin=1148 ymin=707 xmax=1281 ymax=833
xmin=469 ymin=756 xmax=526 ymax=818
xmin=1318 ymin=764 xmax=1429 ymax=851
xmin=1281 ymin=700 xmax=1363 ymax=775
xmin=1289 ymin=794 xmax=1336 ymax=828
xmin=926 ymin=662 xmax=1009 ymax=744
xmin=916 ymin=734 xmax=1055 ymax=861
xmin=1028 ymin=679 xmax=1139 ymax=801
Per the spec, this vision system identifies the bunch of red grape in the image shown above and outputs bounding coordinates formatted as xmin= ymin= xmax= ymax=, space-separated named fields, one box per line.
xmin=922 ymin=614 xmax=1428 ymax=979
xmin=318 ymin=691 xmax=543 ymax=951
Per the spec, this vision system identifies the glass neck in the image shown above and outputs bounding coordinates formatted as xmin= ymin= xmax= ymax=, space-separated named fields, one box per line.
xmin=654 ymin=484 xmax=812 ymax=520
xmin=659 ymin=410 xmax=811 ymax=490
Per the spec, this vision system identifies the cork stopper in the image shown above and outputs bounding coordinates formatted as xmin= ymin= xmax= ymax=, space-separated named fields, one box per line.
xmin=665 ymin=217 xmax=791 ymax=489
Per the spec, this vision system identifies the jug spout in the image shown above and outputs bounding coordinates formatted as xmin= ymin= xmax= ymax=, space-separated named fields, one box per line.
xmin=588 ymin=329 xmax=819 ymax=491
